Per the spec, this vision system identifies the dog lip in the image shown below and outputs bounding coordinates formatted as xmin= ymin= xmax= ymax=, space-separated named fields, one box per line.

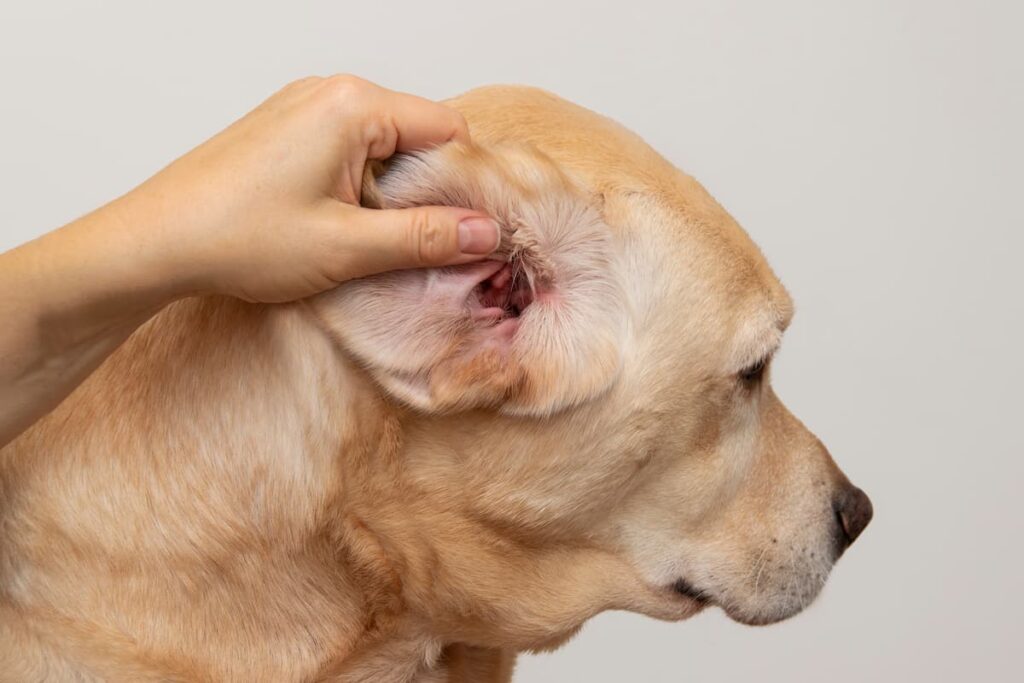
xmin=671 ymin=578 xmax=711 ymax=604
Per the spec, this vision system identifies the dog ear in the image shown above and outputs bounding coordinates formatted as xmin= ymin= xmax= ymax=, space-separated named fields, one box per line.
xmin=310 ymin=143 xmax=627 ymax=416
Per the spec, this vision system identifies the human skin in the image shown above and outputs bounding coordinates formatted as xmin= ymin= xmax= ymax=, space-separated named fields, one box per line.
xmin=0 ymin=75 xmax=500 ymax=448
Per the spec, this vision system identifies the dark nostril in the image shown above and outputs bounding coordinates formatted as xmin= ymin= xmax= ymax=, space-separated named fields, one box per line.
xmin=833 ymin=485 xmax=873 ymax=549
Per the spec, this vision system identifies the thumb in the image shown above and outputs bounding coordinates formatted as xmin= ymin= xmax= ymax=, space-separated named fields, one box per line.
xmin=339 ymin=205 xmax=501 ymax=276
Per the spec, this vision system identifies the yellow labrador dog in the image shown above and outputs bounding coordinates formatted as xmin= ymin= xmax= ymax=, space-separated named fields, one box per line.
xmin=0 ymin=86 xmax=872 ymax=682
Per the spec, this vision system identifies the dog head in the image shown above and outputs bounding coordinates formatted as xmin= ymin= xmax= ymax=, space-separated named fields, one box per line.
xmin=311 ymin=86 xmax=872 ymax=644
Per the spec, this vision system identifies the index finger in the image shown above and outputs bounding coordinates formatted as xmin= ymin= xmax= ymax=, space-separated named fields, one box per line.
xmin=381 ymin=89 xmax=471 ymax=155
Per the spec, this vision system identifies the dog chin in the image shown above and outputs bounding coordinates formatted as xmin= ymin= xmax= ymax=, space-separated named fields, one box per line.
xmin=720 ymin=589 xmax=824 ymax=627
xmin=724 ymin=605 xmax=802 ymax=627
xmin=663 ymin=573 xmax=826 ymax=627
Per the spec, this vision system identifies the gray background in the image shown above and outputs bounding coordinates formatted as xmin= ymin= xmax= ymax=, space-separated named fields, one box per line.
xmin=1 ymin=1 xmax=1020 ymax=681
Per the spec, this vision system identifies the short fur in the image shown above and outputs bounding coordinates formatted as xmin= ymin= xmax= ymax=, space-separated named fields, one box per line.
xmin=0 ymin=86 xmax=870 ymax=682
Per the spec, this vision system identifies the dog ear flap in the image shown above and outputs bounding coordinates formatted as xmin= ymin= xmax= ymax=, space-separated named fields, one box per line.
xmin=313 ymin=143 xmax=627 ymax=416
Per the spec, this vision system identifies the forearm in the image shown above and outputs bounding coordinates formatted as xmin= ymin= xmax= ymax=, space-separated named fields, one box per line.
xmin=0 ymin=196 xmax=183 ymax=447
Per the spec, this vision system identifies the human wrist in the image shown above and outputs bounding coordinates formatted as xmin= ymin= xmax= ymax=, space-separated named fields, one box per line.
xmin=21 ymin=191 xmax=193 ymax=340
xmin=103 ymin=183 xmax=213 ymax=304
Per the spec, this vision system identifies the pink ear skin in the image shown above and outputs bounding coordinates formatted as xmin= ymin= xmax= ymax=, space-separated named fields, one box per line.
xmin=425 ymin=258 xmax=546 ymax=411
xmin=468 ymin=262 xmax=540 ymax=344
xmin=432 ymin=259 xmax=507 ymax=315
xmin=425 ymin=260 xmax=527 ymax=344
xmin=322 ymin=142 xmax=627 ymax=416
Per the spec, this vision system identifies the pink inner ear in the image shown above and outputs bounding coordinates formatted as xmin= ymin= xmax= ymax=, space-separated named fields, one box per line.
xmin=468 ymin=262 xmax=537 ymax=342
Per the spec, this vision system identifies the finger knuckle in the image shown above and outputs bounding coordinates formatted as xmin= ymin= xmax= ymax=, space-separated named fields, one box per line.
xmin=411 ymin=213 xmax=451 ymax=265
xmin=322 ymin=73 xmax=371 ymax=101
xmin=313 ymin=75 xmax=380 ymax=127
xmin=363 ymin=113 xmax=398 ymax=158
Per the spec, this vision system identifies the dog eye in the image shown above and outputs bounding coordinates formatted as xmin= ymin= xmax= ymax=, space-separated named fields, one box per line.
xmin=739 ymin=358 xmax=768 ymax=384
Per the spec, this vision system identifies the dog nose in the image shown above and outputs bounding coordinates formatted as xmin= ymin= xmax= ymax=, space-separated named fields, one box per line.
xmin=833 ymin=485 xmax=873 ymax=549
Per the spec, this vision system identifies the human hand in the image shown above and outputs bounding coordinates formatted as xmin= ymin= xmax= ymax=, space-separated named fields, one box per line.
xmin=3 ymin=75 xmax=503 ymax=446
xmin=123 ymin=74 xmax=499 ymax=303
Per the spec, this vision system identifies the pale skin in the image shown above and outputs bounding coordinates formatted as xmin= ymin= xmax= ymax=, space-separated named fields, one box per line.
xmin=0 ymin=75 xmax=500 ymax=448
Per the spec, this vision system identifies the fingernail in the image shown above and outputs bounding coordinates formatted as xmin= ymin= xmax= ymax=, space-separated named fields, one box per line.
xmin=458 ymin=217 xmax=500 ymax=255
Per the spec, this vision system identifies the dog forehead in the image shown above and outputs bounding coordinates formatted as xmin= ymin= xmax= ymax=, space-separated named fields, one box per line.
xmin=450 ymin=86 xmax=791 ymax=314
xmin=448 ymin=85 xmax=670 ymax=197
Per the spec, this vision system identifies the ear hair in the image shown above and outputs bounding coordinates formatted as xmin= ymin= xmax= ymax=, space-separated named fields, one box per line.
xmin=367 ymin=146 xmax=563 ymax=292
xmin=323 ymin=142 xmax=627 ymax=416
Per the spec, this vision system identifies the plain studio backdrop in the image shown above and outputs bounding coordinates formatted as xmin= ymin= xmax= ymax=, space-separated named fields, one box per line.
xmin=1 ymin=1 xmax=1020 ymax=681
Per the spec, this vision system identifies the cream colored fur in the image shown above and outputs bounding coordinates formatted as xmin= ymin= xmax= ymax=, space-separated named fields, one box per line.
xmin=0 ymin=86 xmax=867 ymax=682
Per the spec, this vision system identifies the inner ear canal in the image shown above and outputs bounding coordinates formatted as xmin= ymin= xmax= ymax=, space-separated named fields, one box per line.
xmin=471 ymin=263 xmax=537 ymax=324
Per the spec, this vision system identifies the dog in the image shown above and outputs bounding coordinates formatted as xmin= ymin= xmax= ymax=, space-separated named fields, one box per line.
xmin=0 ymin=85 xmax=872 ymax=682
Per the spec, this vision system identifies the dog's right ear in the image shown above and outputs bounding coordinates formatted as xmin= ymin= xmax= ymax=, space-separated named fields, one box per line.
xmin=310 ymin=143 xmax=628 ymax=416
